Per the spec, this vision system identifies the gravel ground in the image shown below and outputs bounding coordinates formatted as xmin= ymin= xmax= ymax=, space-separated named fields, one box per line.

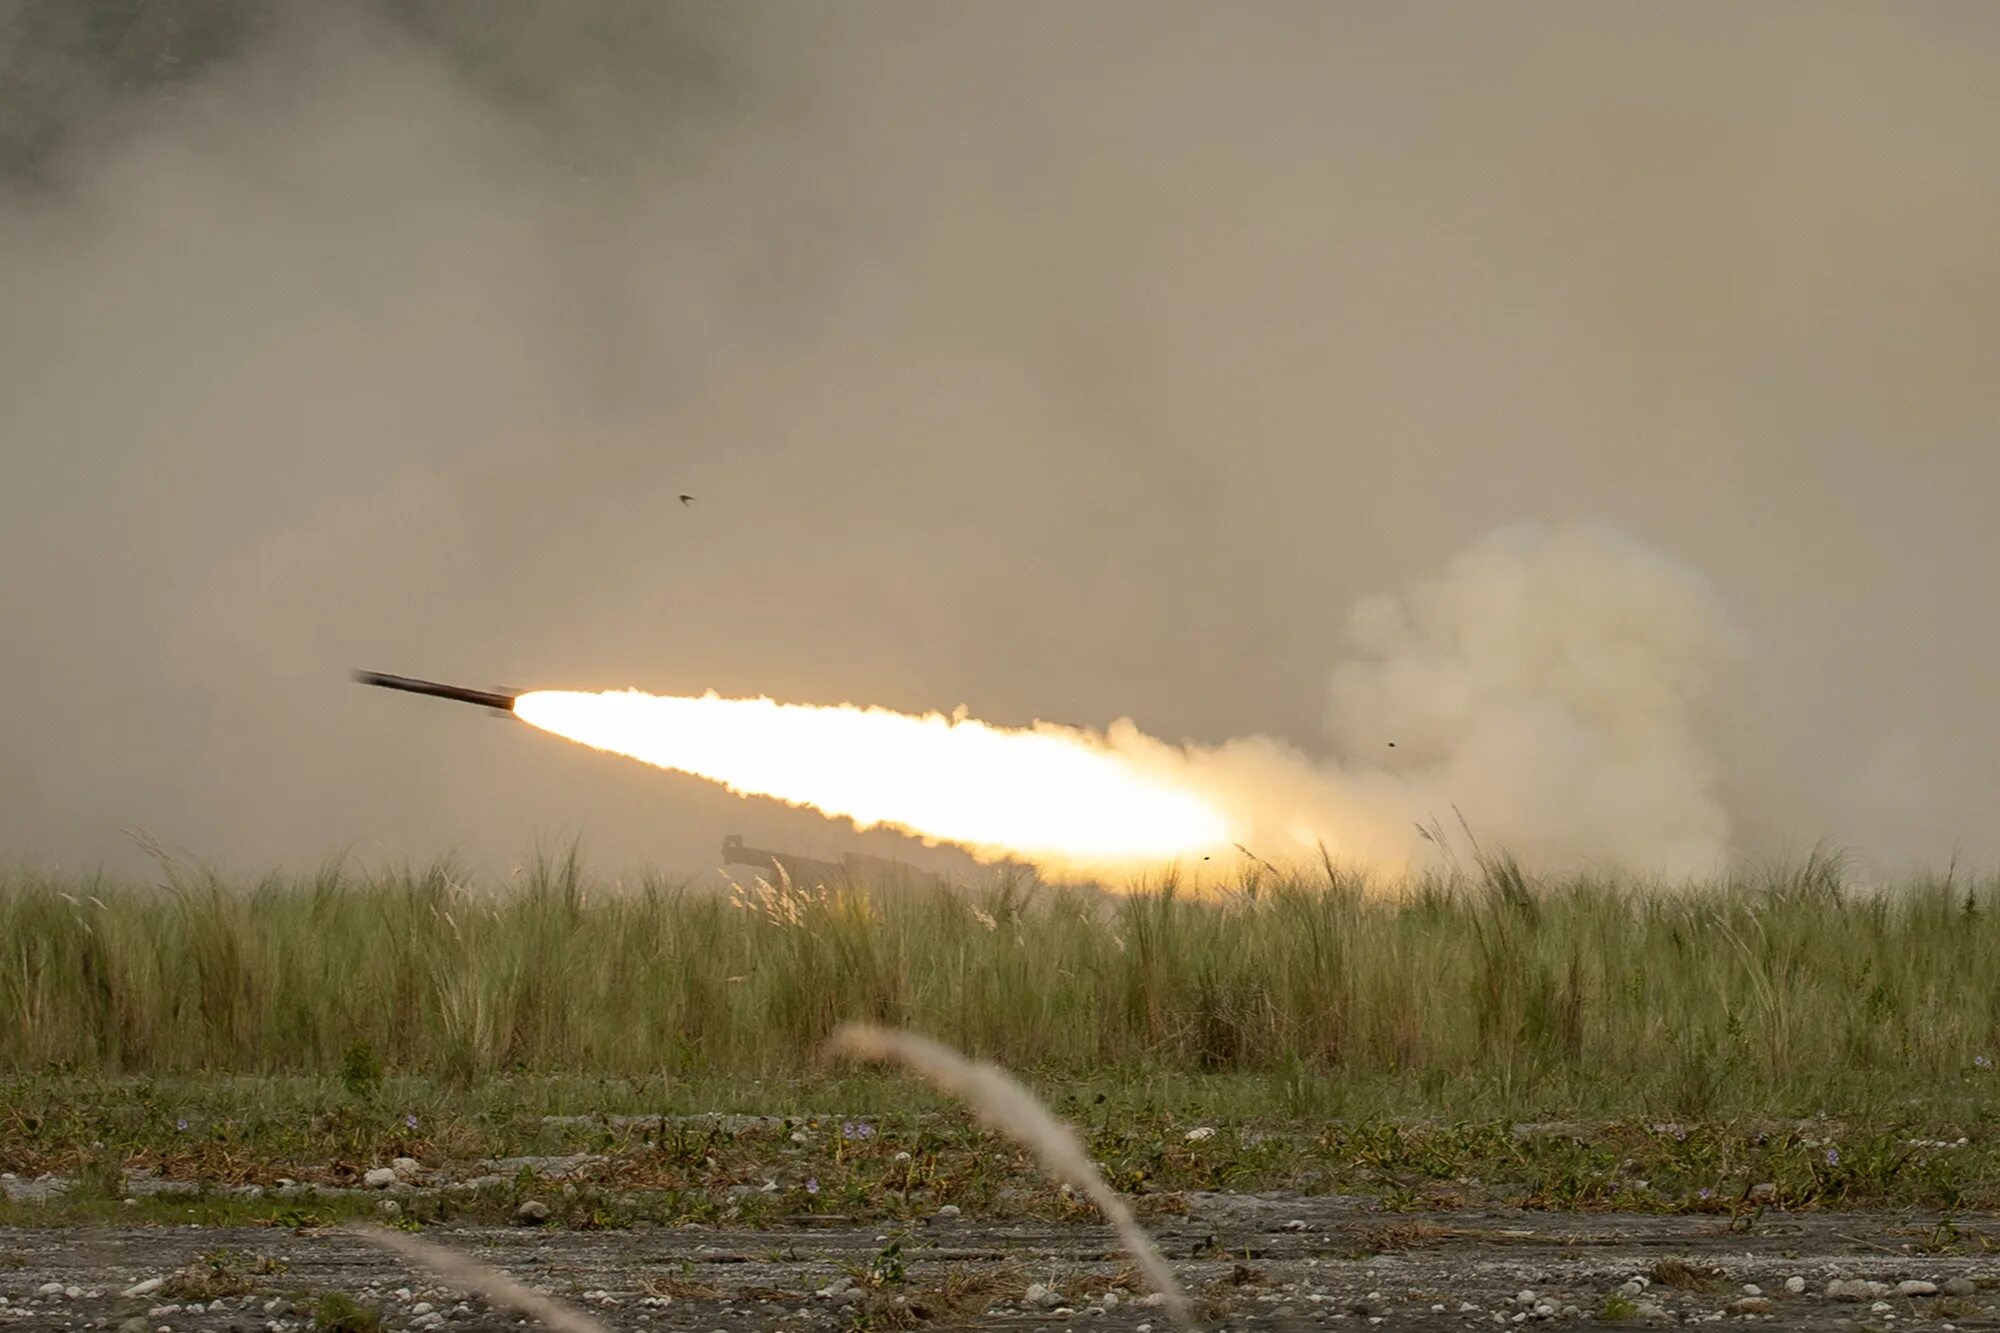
xmin=2 ymin=1194 xmax=1997 ymax=1332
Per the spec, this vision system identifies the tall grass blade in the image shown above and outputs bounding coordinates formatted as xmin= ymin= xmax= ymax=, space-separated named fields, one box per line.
xmin=346 ymin=1224 xmax=610 ymax=1333
xmin=826 ymin=1022 xmax=1192 ymax=1328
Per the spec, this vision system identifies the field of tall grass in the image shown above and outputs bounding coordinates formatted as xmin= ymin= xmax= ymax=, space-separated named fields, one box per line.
xmin=4 ymin=850 xmax=1998 ymax=1121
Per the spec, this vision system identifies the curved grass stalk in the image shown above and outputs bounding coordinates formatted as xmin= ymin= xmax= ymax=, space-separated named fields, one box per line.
xmin=826 ymin=1022 xmax=1192 ymax=1328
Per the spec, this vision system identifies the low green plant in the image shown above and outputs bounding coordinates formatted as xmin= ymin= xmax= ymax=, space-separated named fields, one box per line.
xmin=310 ymin=1292 xmax=381 ymax=1332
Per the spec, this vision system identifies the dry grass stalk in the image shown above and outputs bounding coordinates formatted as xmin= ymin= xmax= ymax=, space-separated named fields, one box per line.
xmin=825 ymin=1022 xmax=1192 ymax=1328
xmin=345 ymin=1224 xmax=611 ymax=1333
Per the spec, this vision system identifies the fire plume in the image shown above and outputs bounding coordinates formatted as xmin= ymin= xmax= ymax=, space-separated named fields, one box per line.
xmin=511 ymin=689 xmax=1233 ymax=873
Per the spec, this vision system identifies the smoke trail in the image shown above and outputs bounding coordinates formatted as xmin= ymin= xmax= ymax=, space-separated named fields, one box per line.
xmin=825 ymin=1023 xmax=1193 ymax=1328
xmin=515 ymin=521 xmax=1733 ymax=883
xmin=1196 ymin=519 xmax=1738 ymax=878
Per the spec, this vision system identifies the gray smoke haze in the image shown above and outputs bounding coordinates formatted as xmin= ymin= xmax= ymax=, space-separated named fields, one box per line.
xmin=3 ymin=2 xmax=1997 ymax=883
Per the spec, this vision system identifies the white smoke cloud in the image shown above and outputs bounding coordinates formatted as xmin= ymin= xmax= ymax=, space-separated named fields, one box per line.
xmin=1146 ymin=520 xmax=1737 ymax=881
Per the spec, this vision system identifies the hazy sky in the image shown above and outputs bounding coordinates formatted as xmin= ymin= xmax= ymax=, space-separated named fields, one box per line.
xmin=3 ymin=2 xmax=1996 ymax=882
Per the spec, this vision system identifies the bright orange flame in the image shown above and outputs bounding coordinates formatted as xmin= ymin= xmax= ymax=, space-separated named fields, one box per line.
xmin=511 ymin=689 xmax=1232 ymax=873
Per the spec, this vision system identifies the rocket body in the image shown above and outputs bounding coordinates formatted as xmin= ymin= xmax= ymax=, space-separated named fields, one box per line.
xmin=353 ymin=671 xmax=517 ymax=713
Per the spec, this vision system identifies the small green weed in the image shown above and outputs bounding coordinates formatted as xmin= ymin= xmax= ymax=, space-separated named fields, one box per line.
xmin=338 ymin=1042 xmax=382 ymax=1099
xmin=310 ymin=1291 xmax=382 ymax=1332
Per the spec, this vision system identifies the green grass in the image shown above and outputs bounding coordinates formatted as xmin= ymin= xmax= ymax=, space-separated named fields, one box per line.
xmin=4 ymin=849 xmax=1999 ymax=1226
xmin=4 ymin=850 xmax=1998 ymax=1126
xmin=309 ymin=1291 xmax=382 ymax=1332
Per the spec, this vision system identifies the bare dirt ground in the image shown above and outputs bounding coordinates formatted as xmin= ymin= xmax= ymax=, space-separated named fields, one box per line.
xmin=4 ymin=1195 xmax=1998 ymax=1332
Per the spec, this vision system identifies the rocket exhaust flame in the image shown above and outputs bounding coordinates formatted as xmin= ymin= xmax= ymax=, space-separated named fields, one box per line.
xmin=356 ymin=670 xmax=1241 ymax=875
xmin=509 ymin=688 xmax=1233 ymax=872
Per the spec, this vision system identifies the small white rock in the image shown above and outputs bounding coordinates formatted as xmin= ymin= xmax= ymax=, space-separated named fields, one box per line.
xmin=1895 ymin=1281 xmax=1937 ymax=1297
xmin=362 ymin=1167 xmax=397 ymax=1189
xmin=1784 ymin=1277 xmax=1806 ymax=1295
xmin=1183 ymin=1126 xmax=1216 ymax=1143
xmin=1742 ymin=1285 xmax=1762 ymax=1297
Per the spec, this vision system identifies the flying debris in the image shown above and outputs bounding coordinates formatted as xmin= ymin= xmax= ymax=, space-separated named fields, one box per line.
xmin=679 ymin=494 xmax=694 ymax=506
xmin=353 ymin=670 xmax=517 ymax=716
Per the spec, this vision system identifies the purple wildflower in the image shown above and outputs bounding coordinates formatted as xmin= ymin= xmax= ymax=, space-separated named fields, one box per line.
xmin=805 ymin=1177 xmax=821 ymax=1195
xmin=1698 ymin=1187 xmax=1714 ymax=1200
xmin=1825 ymin=1147 xmax=1840 ymax=1166
xmin=1976 ymin=1054 xmax=1993 ymax=1070
xmin=842 ymin=1121 xmax=874 ymax=1141
xmin=406 ymin=1114 xmax=420 ymax=1131
xmin=176 ymin=1118 xmax=188 ymax=1132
